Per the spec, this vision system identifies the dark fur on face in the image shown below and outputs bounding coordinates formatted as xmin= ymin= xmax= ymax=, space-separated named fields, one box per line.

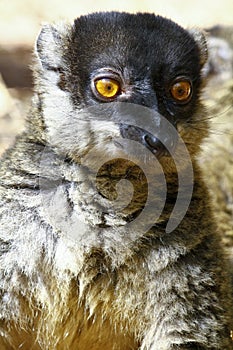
xmin=35 ymin=12 xmax=208 ymax=164
xmin=0 ymin=12 xmax=232 ymax=350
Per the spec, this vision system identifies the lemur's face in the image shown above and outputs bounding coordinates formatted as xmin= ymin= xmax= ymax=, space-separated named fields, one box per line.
xmin=36 ymin=12 xmax=208 ymax=169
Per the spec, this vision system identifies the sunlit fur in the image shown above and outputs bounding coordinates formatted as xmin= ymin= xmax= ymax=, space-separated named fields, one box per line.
xmin=0 ymin=13 xmax=232 ymax=350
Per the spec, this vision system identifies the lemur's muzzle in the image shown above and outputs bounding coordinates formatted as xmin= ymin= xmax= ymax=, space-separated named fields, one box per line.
xmin=119 ymin=123 xmax=178 ymax=158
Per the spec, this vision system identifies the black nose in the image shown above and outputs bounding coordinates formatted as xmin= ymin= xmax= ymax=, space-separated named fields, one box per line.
xmin=143 ymin=133 xmax=165 ymax=156
xmin=119 ymin=124 xmax=172 ymax=157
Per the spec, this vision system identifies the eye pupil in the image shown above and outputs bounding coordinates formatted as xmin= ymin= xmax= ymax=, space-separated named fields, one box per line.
xmin=178 ymin=87 xmax=185 ymax=95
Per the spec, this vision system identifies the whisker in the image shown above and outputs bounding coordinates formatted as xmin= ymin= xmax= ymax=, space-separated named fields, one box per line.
xmin=183 ymin=122 xmax=233 ymax=137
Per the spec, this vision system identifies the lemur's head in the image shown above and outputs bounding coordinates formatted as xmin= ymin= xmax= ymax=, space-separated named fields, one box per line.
xmin=33 ymin=12 xmax=209 ymax=237
xmin=34 ymin=12 xmax=208 ymax=170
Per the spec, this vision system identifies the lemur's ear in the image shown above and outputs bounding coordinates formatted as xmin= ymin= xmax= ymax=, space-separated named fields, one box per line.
xmin=189 ymin=29 xmax=208 ymax=67
xmin=36 ymin=22 xmax=70 ymax=71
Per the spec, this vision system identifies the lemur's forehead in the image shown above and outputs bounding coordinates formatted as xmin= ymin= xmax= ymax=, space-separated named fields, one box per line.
xmin=71 ymin=13 xmax=200 ymax=75
xmin=74 ymin=12 xmax=189 ymax=40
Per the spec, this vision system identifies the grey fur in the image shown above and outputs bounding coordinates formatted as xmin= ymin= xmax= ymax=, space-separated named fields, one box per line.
xmin=0 ymin=12 xmax=232 ymax=349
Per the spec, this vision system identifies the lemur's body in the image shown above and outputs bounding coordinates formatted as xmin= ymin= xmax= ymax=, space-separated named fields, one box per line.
xmin=0 ymin=12 xmax=232 ymax=349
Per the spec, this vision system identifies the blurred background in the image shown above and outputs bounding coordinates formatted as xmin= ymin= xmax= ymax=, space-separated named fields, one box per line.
xmin=0 ymin=0 xmax=232 ymax=155
xmin=1 ymin=0 xmax=233 ymax=46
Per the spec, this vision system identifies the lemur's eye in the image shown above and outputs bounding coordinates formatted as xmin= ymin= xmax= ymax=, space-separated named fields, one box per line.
xmin=170 ymin=79 xmax=192 ymax=103
xmin=94 ymin=78 xmax=121 ymax=100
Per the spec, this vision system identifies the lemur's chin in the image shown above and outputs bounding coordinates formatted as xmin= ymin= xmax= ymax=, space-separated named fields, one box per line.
xmin=0 ymin=10 xmax=232 ymax=350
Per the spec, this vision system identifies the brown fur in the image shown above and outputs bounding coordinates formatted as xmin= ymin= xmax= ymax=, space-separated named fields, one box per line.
xmin=0 ymin=13 xmax=233 ymax=349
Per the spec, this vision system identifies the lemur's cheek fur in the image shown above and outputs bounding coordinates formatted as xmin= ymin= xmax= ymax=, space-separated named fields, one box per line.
xmin=0 ymin=12 xmax=232 ymax=350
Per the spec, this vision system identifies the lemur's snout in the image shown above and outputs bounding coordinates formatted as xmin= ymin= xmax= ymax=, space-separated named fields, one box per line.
xmin=143 ymin=132 xmax=166 ymax=156
xmin=119 ymin=124 xmax=177 ymax=157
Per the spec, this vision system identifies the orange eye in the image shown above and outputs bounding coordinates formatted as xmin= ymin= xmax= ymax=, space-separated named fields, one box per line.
xmin=94 ymin=78 xmax=121 ymax=99
xmin=170 ymin=80 xmax=192 ymax=103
